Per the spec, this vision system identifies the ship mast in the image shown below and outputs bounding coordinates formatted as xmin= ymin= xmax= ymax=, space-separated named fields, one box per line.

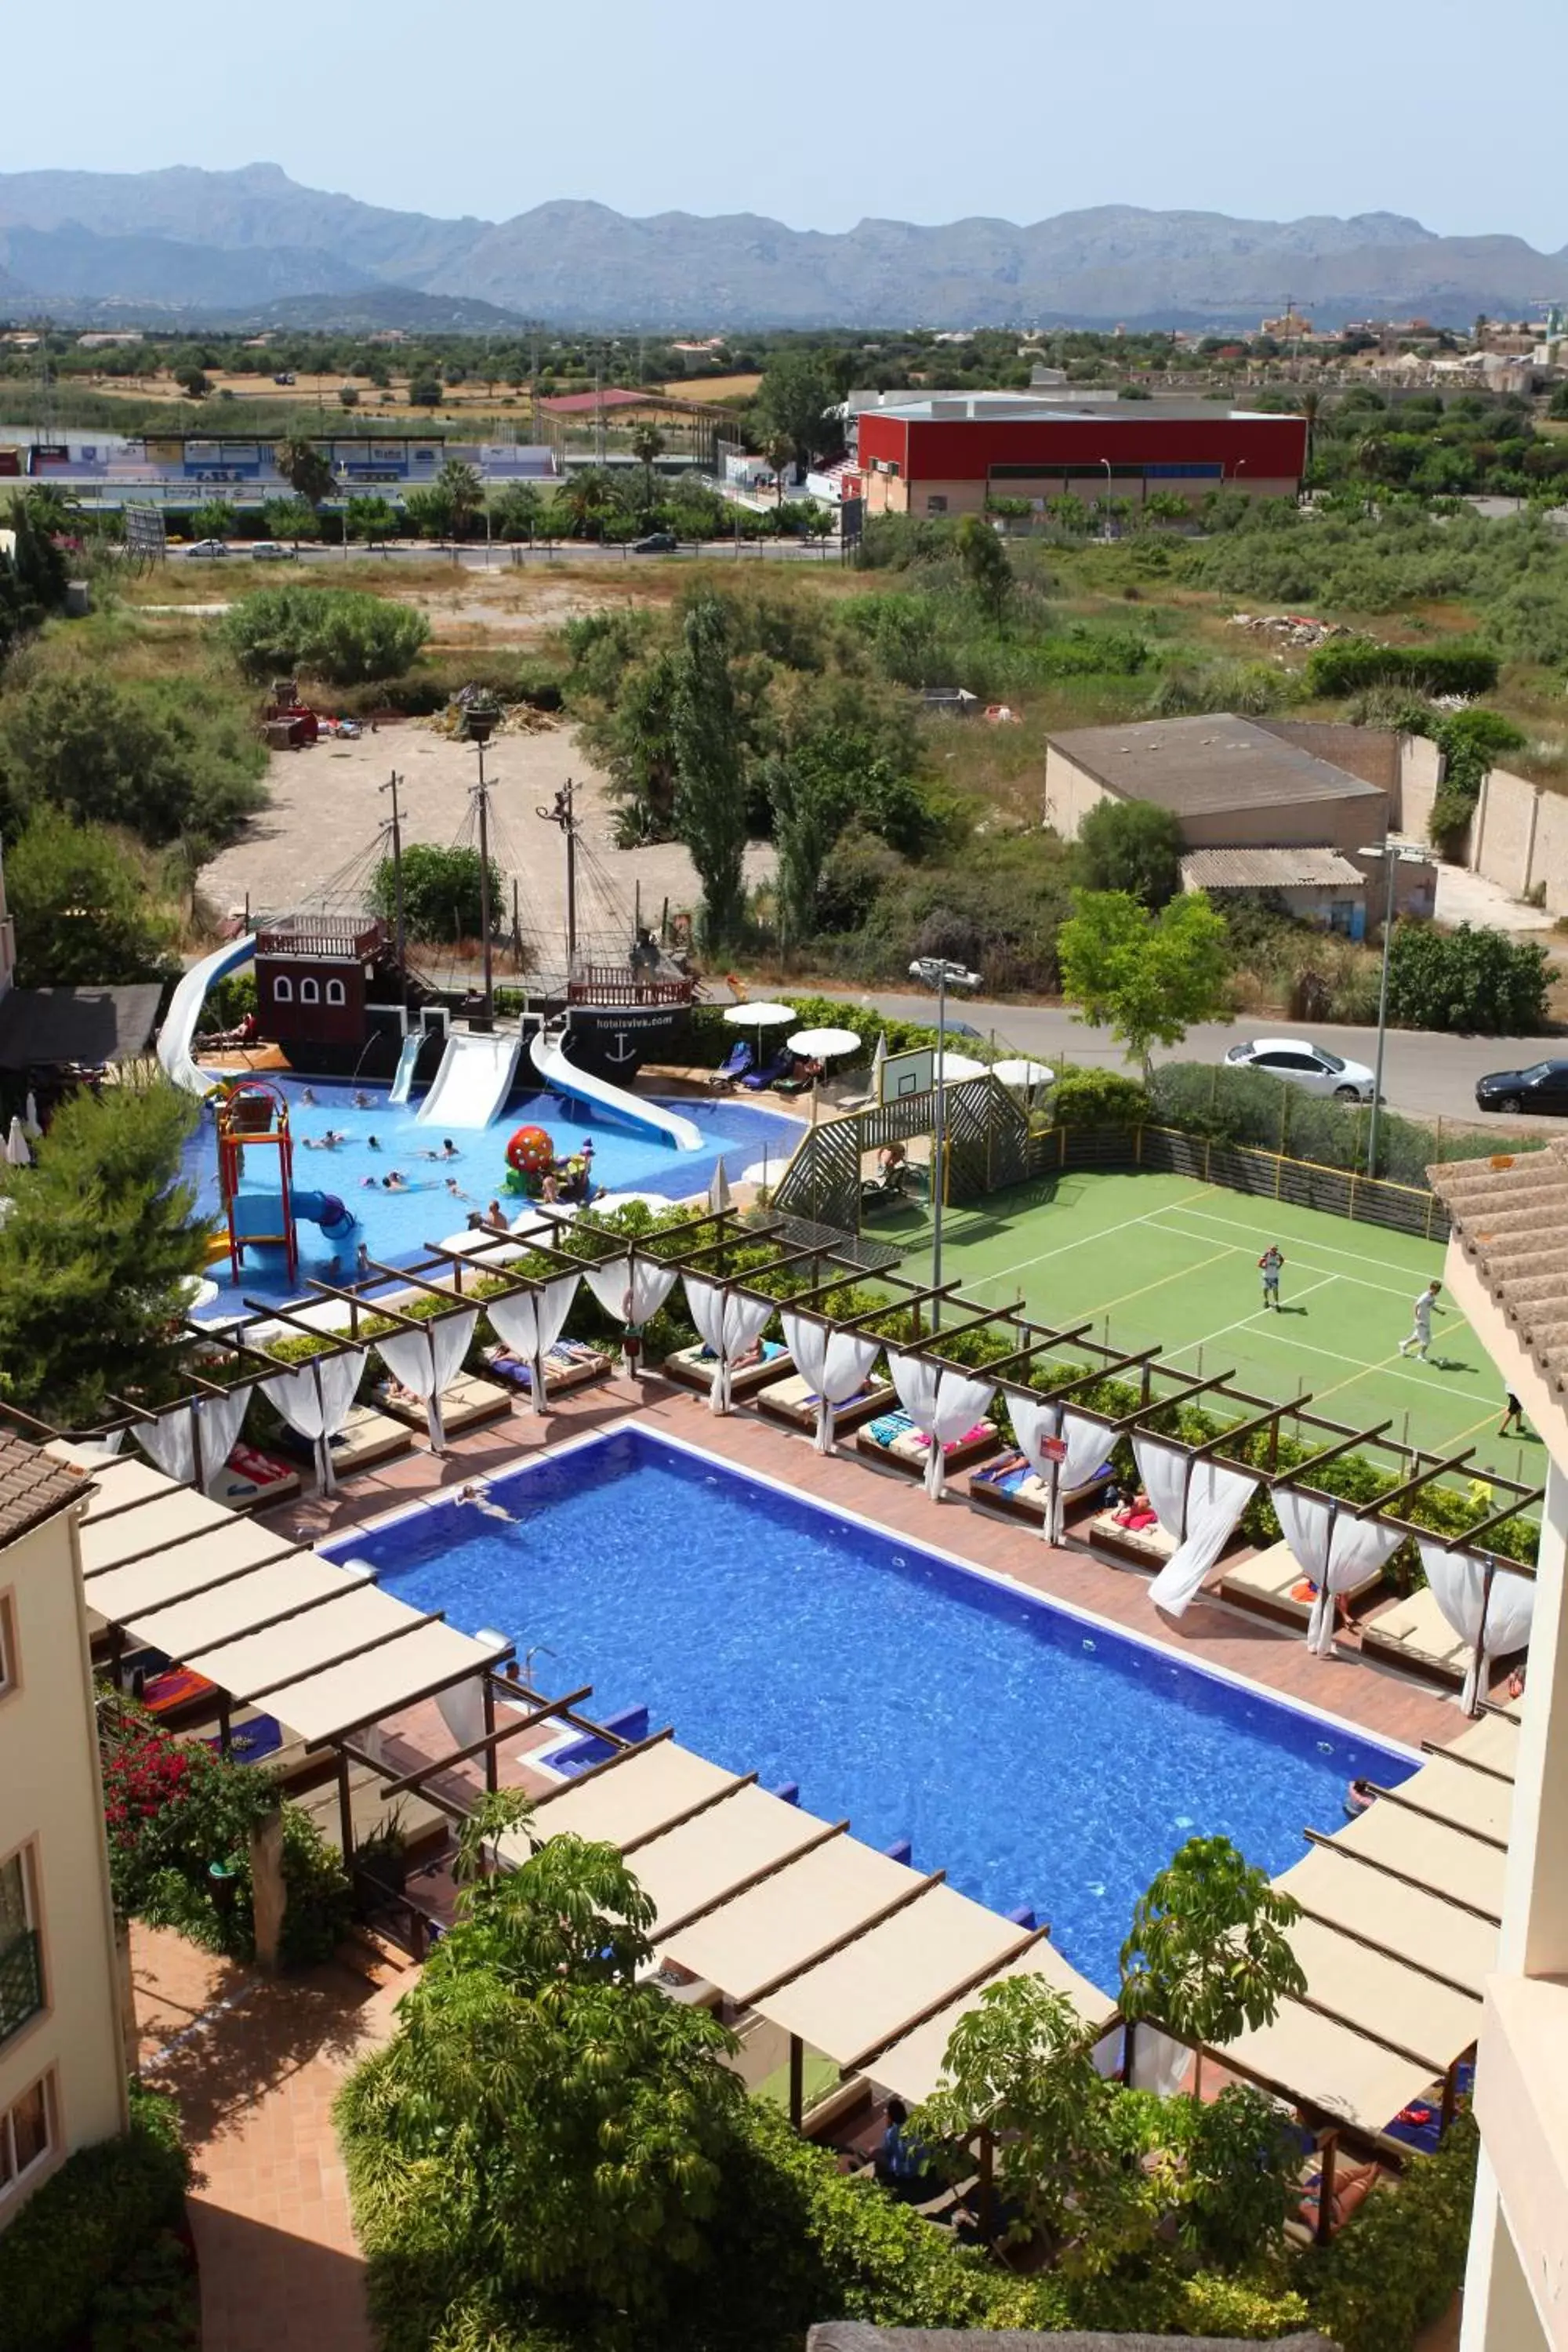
xmin=537 ymin=778 xmax=579 ymax=974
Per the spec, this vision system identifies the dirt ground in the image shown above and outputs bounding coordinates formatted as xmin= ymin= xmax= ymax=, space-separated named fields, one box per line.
xmin=198 ymin=717 xmax=776 ymax=949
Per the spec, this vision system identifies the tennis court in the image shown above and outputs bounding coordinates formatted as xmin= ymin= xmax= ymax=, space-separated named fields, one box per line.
xmin=890 ymin=1169 xmax=1539 ymax=1480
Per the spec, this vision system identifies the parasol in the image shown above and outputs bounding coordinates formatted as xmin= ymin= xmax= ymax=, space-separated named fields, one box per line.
xmin=993 ymin=1057 xmax=1054 ymax=1088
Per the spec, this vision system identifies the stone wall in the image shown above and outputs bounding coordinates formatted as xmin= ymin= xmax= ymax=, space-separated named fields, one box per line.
xmin=1470 ymin=768 xmax=1568 ymax=914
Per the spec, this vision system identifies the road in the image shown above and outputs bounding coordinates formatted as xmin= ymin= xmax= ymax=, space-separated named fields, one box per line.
xmin=814 ymin=988 xmax=1562 ymax=1131
xmin=175 ymin=537 xmax=842 ymax=571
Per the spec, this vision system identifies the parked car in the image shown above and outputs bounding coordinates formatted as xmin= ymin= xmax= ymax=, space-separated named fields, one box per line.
xmin=631 ymin=531 xmax=677 ymax=554
xmin=184 ymin=538 xmax=230 ymax=558
xmin=1223 ymin=1036 xmax=1377 ymax=1103
xmin=247 ymin=541 xmax=295 ymax=561
xmin=1475 ymin=1060 xmax=1568 ymax=1116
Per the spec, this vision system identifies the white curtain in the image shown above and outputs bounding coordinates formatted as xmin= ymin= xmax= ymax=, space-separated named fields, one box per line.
xmin=435 ymin=1673 xmax=487 ymax=1750
xmin=890 ymin=1352 xmax=995 ymax=1499
xmin=196 ymin=1384 xmax=254 ymax=1493
xmin=376 ymin=1308 xmax=478 ymax=1451
xmin=486 ymin=1274 xmax=580 ymax=1414
xmin=1133 ymin=1436 xmax=1192 ymax=1541
xmin=1012 ymin=1396 xmax=1113 ymax=1540
xmin=782 ymin=1313 xmax=880 ymax=1453
xmin=1276 ymin=1489 xmax=1406 ymax=1656
xmin=681 ymin=1276 xmax=775 ymax=1414
xmin=1145 ymin=1454 xmax=1259 ymax=1620
xmin=264 ymin=1348 xmax=368 ymax=1494
xmin=1127 ymin=2024 xmax=1192 ymax=2098
xmin=136 ymin=1406 xmax=195 ymax=1486
xmin=585 ymin=1254 xmax=679 ymax=1367
xmin=1418 ymin=1539 xmax=1537 ymax=1713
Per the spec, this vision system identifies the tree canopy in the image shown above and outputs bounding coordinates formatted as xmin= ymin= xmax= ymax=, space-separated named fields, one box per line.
xmin=372 ymin=842 xmax=502 ymax=945
xmin=3 ymin=808 xmax=173 ymax=985
xmin=223 ymin=586 xmax=428 ymax=684
xmin=1058 ymin=888 xmax=1232 ymax=1073
xmin=1120 ymin=1833 xmax=1306 ymax=2097
xmin=1075 ymin=797 xmax=1185 ymax=906
xmin=671 ymin=595 xmax=750 ymax=946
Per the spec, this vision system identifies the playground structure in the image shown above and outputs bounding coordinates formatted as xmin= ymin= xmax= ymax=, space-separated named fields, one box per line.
xmin=775 ymin=1073 xmax=1031 ymax=1230
xmin=216 ymin=1080 xmax=358 ymax=1285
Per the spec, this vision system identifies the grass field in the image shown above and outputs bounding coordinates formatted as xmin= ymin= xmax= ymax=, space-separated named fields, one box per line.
xmin=886 ymin=1168 xmax=1543 ymax=1483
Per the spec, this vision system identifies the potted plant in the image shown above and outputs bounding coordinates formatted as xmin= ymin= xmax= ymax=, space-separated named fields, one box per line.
xmin=352 ymin=1806 xmax=409 ymax=1911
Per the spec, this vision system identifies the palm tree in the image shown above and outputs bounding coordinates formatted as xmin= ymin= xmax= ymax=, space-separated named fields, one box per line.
xmin=629 ymin=422 xmax=666 ymax=515
xmin=274 ymin=434 xmax=336 ymax=535
xmin=437 ymin=459 xmax=484 ymax=542
xmin=764 ymin=432 xmax=794 ymax=505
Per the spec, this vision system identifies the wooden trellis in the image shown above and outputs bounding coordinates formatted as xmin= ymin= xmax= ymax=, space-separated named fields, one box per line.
xmin=775 ymin=1077 xmax=1031 ymax=1230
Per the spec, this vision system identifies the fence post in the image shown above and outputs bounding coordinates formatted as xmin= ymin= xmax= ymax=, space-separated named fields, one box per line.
xmin=1203 ymin=1138 xmax=1211 ymax=1183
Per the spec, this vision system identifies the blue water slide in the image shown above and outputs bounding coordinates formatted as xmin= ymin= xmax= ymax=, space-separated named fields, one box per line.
xmin=231 ymin=1190 xmax=359 ymax=1247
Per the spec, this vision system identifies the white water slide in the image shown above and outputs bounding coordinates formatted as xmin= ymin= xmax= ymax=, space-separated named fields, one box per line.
xmin=158 ymin=934 xmax=257 ymax=1095
xmin=529 ymin=1027 xmax=702 ymax=1152
xmin=388 ymin=1034 xmax=421 ymax=1105
xmin=416 ymin=1029 xmax=524 ymax=1130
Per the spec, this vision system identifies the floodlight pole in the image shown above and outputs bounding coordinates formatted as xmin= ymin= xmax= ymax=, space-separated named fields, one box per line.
xmin=910 ymin=957 xmax=980 ymax=1332
xmin=1363 ymin=837 xmax=1403 ymax=1181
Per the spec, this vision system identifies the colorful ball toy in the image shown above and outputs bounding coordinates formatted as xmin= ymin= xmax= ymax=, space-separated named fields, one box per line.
xmin=505 ymin=1125 xmax=555 ymax=1178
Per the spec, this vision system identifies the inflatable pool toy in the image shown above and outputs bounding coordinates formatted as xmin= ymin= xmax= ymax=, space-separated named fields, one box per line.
xmin=506 ymin=1124 xmax=554 ymax=1178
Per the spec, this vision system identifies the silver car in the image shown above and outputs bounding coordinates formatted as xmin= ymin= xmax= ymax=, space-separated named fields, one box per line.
xmin=1224 ymin=1036 xmax=1377 ymax=1103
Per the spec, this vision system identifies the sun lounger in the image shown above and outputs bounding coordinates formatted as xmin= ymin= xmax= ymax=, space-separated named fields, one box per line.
xmin=855 ymin=1410 xmax=1000 ymax=1479
xmin=967 ymin=1448 xmax=1115 ymax=1527
xmin=1219 ymin=1537 xmax=1389 ymax=1631
xmin=373 ymin=1373 xmax=513 ymax=1436
xmin=662 ymin=1338 xmax=791 ymax=1399
xmin=754 ymin=1370 xmax=895 ymax=1435
xmin=708 ymin=1040 xmax=753 ymax=1090
xmin=204 ymin=1711 xmax=289 ymax=1766
xmin=488 ymin=1338 xmax=613 ymax=1397
xmin=209 ymin=1443 xmax=302 ymax=1514
xmin=1359 ymin=1586 xmax=1475 ymax=1688
xmin=1081 ymin=1505 xmax=1179 ymax=1570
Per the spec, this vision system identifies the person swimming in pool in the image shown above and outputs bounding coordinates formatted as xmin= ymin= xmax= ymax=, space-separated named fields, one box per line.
xmin=383 ymin=1171 xmax=409 ymax=1191
xmin=353 ymin=1091 xmax=372 ymax=1109
xmin=457 ymin=1481 xmax=515 ymax=1523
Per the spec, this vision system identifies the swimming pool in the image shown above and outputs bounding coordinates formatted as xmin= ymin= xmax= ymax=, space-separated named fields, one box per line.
xmin=182 ymin=1074 xmax=801 ymax=1311
xmin=325 ymin=1425 xmax=1417 ymax=1993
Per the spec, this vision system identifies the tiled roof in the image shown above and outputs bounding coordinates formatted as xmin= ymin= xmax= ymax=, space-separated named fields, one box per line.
xmin=0 ymin=1430 xmax=88 ymax=1548
xmin=1180 ymin=846 xmax=1367 ymax=891
xmin=1428 ymin=1141 xmax=1568 ymax=1395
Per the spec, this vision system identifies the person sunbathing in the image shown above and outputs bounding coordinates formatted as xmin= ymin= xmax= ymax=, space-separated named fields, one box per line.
xmin=1112 ymin=1490 xmax=1159 ymax=1532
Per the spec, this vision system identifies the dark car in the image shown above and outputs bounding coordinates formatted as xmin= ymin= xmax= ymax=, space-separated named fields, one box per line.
xmin=631 ymin=531 xmax=677 ymax=554
xmin=1475 ymin=1060 xmax=1568 ymax=1116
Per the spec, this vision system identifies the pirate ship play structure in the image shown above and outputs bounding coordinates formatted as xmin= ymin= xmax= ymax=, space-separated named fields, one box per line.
xmin=158 ymin=728 xmax=702 ymax=1142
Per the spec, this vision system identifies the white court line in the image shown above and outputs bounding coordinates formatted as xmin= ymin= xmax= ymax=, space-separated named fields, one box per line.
xmin=1149 ymin=1200 xmax=1436 ymax=1288
xmin=946 ymin=1183 xmax=1217 ymax=1294
xmin=1159 ymin=1272 xmax=1340 ymax=1370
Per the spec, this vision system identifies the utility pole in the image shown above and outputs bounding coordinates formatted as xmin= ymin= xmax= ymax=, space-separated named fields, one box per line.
xmin=474 ymin=739 xmax=495 ymax=1024
xmin=377 ymin=771 xmax=407 ymax=978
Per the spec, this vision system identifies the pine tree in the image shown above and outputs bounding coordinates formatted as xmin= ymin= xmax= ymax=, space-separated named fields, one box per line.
xmin=671 ymin=596 xmax=748 ymax=946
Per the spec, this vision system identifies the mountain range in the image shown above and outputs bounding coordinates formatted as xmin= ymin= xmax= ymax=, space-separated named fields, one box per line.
xmin=1 ymin=164 xmax=1565 ymax=329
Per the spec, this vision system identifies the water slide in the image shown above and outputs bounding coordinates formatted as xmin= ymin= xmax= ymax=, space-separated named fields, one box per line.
xmin=231 ymin=1190 xmax=359 ymax=1247
xmin=529 ymin=1027 xmax=702 ymax=1152
xmin=417 ymin=1029 xmax=524 ymax=1131
xmin=158 ymin=934 xmax=257 ymax=1094
xmin=388 ymin=1034 xmax=421 ymax=1105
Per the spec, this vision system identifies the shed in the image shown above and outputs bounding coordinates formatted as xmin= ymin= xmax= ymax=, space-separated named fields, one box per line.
xmin=1044 ymin=714 xmax=1388 ymax=857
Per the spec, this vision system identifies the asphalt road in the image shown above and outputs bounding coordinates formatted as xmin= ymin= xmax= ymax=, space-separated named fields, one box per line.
xmin=178 ymin=538 xmax=841 ymax=570
xmin=815 ymin=989 xmax=1564 ymax=1131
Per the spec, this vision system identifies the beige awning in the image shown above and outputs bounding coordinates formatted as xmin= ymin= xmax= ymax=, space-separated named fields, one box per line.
xmin=262 ymin=1619 xmax=505 ymax=1746
xmin=88 ymin=1519 xmax=299 ymax=1623
xmin=53 ymin=1450 xmax=178 ymax=1519
xmin=1332 ymin=1801 xmax=1506 ymax=1919
xmin=1276 ymin=1846 xmax=1498 ymax=2000
xmin=1384 ymin=1753 xmax=1512 ymax=1844
xmin=624 ymin=1783 xmax=841 ymax=1936
xmin=131 ymin=1554 xmax=368 ymax=1663
xmin=183 ymin=1580 xmax=412 ymax=1692
xmin=859 ymin=1943 xmax=1116 ymax=2107
xmin=1446 ymin=1712 xmax=1520 ymax=1780
xmin=1224 ymin=1998 xmax=1438 ymax=2137
xmin=522 ymin=1742 xmax=742 ymax=1851
xmin=662 ymin=1835 xmax=916 ymax=2005
xmin=1285 ymin=1916 xmax=1481 ymax=2067
xmin=78 ymin=1482 xmax=232 ymax=1573
xmin=753 ymin=1883 xmax=1023 ymax=2069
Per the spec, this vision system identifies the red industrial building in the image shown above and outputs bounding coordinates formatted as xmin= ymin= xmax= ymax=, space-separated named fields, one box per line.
xmin=854 ymin=397 xmax=1306 ymax=517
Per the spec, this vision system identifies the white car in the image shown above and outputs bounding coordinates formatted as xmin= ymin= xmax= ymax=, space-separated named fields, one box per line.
xmin=183 ymin=537 xmax=230 ymax=558
xmin=247 ymin=540 xmax=295 ymax=561
xmin=1224 ymin=1036 xmax=1377 ymax=1103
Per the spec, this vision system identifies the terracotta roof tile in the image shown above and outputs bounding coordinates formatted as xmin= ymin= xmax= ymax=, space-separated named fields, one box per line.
xmin=1428 ymin=1141 xmax=1568 ymax=1395
xmin=0 ymin=1428 xmax=89 ymax=1548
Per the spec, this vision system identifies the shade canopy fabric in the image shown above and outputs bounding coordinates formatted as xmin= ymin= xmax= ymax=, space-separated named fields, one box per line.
xmin=992 ymin=1057 xmax=1054 ymax=1087
xmin=135 ymin=1388 xmax=256 ymax=1495
xmin=263 ymin=1349 xmax=368 ymax=1493
xmin=707 ymin=1157 xmax=733 ymax=1216
xmin=375 ymin=1308 xmax=478 ymax=1452
xmin=1275 ymin=1845 xmax=1501 ymax=2003
xmin=1012 ymin=1396 xmax=1112 ymax=1539
xmin=1275 ymin=1488 xmax=1406 ymax=1657
xmin=931 ymin=1051 xmax=986 ymax=1083
xmin=787 ymin=1027 xmax=862 ymax=1061
xmin=683 ymin=1276 xmax=775 ymax=1413
xmin=1418 ymin=1539 xmax=1536 ymax=1713
xmin=782 ymin=1312 xmax=880 ymax=1453
xmin=528 ymin=1741 xmax=740 ymax=1850
xmin=724 ymin=1000 xmax=797 ymax=1029
xmin=484 ymin=1276 xmax=580 ymax=1415
xmin=888 ymin=1353 xmax=996 ymax=1498
xmin=1139 ymin=1443 xmax=1258 ymax=1619
xmin=584 ymin=1254 xmax=679 ymax=1330
xmin=869 ymin=1944 xmax=1114 ymax=2107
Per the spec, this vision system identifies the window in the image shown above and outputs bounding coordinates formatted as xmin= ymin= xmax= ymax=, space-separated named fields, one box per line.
xmin=325 ymin=978 xmax=346 ymax=1007
xmin=0 ymin=1849 xmax=43 ymax=2049
xmin=0 ymin=1591 xmax=13 ymax=1700
xmin=272 ymin=975 xmax=293 ymax=1004
xmin=925 ymin=495 xmax=948 ymax=515
xmin=299 ymin=978 xmax=320 ymax=1005
xmin=0 ymin=2073 xmax=53 ymax=2199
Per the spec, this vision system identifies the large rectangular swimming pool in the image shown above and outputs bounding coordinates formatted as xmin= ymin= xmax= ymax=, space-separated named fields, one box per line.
xmin=328 ymin=1425 xmax=1416 ymax=1992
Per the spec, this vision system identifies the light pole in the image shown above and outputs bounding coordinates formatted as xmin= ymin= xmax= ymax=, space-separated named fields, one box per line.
xmin=909 ymin=956 xmax=980 ymax=1327
xmin=1099 ymin=456 xmax=1112 ymax=539
xmin=1360 ymin=838 xmax=1422 ymax=1178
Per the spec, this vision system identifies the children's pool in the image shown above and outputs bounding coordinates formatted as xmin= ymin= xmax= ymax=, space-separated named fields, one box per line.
xmin=325 ymin=1425 xmax=1417 ymax=1994
xmin=182 ymin=1075 xmax=802 ymax=1311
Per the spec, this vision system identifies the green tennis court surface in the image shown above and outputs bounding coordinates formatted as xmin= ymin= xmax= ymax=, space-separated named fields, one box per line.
xmin=887 ymin=1169 xmax=1542 ymax=1481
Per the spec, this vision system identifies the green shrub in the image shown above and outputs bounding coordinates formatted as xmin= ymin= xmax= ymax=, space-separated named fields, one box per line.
xmin=1303 ymin=2107 xmax=1477 ymax=2352
xmin=223 ymin=586 xmax=429 ymax=684
xmin=0 ymin=2083 xmax=190 ymax=2352
xmin=372 ymin=842 xmax=504 ymax=945
xmin=1386 ymin=921 xmax=1550 ymax=1036
xmin=1048 ymin=1067 xmax=1152 ymax=1128
xmin=1304 ymin=636 xmax=1499 ymax=699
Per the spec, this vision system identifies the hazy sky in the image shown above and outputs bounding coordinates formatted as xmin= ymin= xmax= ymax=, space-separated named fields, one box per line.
xmin=11 ymin=0 xmax=1564 ymax=252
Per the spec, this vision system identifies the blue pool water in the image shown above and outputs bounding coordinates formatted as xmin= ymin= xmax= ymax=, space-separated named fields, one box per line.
xmin=326 ymin=1426 xmax=1417 ymax=1993
xmin=182 ymin=1075 xmax=800 ymax=1311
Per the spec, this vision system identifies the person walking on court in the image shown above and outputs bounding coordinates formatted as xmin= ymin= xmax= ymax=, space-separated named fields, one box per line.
xmin=1499 ymin=1391 xmax=1528 ymax=1438
xmin=1399 ymin=1279 xmax=1444 ymax=1361
xmin=1258 ymin=1245 xmax=1284 ymax=1309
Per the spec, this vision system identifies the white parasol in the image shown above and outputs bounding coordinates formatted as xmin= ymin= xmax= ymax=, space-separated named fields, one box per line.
xmin=932 ymin=1050 xmax=986 ymax=1083
xmin=708 ymin=1156 xmax=733 ymax=1215
xmin=787 ymin=1026 xmax=862 ymax=1062
xmin=723 ymin=1000 xmax=797 ymax=1030
xmin=22 ymin=1093 xmax=41 ymax=1138
xmin=993 ymin=1057 xmax=1054 ymax=1088
xmin=5 ymin=1117 xmax=32 ymax=1167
